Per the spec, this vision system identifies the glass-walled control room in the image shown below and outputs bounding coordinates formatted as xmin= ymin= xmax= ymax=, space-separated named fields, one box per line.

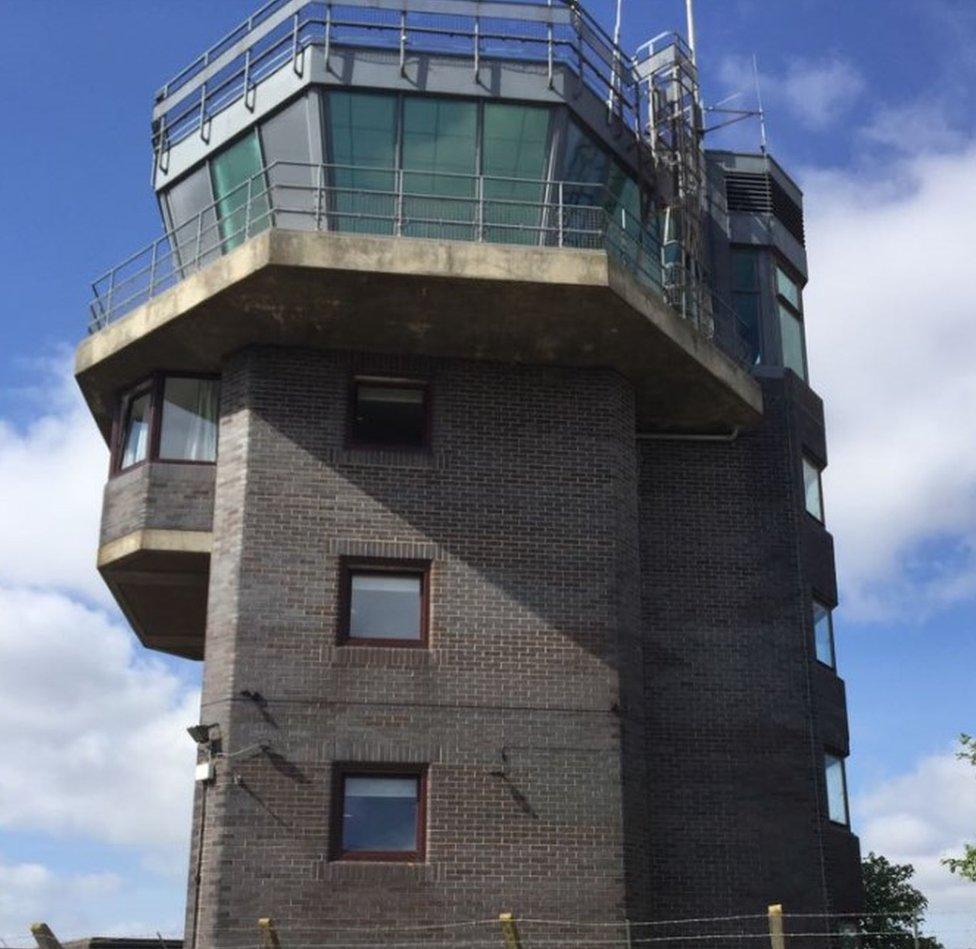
xmin=159 ymin=88 xmax=659 ymax=271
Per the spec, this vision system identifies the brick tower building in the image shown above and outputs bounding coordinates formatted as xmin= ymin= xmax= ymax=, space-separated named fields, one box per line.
xmin=77 ymin=1 xmax=862 ymax=944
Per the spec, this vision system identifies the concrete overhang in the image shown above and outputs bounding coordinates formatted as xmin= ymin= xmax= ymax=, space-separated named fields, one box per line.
xmin=76 ymin=229 xmax=763 ymax=438
xmin=98 ymin=529 xmax=212 ymax=659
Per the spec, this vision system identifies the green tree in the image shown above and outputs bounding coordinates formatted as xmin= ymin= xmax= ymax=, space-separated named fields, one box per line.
xmin=941 ymin=734 xmax=976 ymax=882
xmin=860 ymin=852 xmax=943 ymax=948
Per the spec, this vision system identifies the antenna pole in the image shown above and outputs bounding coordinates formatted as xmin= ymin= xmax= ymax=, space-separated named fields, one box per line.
xmin=752 ymin=53 xmax=768 ymax=152
xmin=685 ymin=0 xmax=697 ymax=65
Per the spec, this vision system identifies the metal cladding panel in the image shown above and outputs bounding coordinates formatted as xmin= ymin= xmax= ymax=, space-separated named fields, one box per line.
xmin=260 ymin=91 xmax=324 ymax=231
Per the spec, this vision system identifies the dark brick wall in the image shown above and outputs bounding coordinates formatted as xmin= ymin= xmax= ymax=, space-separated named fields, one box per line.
xmin=178 ymin=351 xmax=861 ymax=947
xmin=636 ymin=373 xmax=862 ymax=939
xmin=187 ymin=347 xmax=643 ymax=946
xmin=100 ymin=462 xmax=215 ymax=545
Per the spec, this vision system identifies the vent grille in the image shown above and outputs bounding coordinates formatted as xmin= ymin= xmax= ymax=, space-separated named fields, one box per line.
xmin=725 ymin=170 xmax=805 ymax=246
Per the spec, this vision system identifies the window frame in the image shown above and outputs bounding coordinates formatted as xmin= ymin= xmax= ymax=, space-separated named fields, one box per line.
xmin=824 ymin=751 xmax=851 ymax=827
xmin=330 ymin=763 xmax=428 ymax=862
xmin=802 ymin=453 xmax=826 ymax=524
xmin=337 ymin=557 xmax=431 ymax=648
xmin=812 ymin=596 xmax=837 ymax=670
xmin=347 ymin=376 xmax=432 ymax=452
xmin=110 ymin=372 xmax=220 ymax=476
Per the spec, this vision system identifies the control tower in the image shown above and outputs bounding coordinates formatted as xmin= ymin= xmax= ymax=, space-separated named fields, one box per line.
xmin=76 ymin=1 xmax=863 ymax=944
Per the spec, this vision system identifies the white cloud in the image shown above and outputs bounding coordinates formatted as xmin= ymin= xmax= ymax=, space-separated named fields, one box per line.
xmin=0 ymin=853 xmax=183 ymax=946
xmin=718 ymin=54 xmax=865 ymax=133
xmin=856 ymin=748 xmax=976 ymax=949
xmin=0 ymin=586 xmax=199 ymax=859
xmin=0 ymin=355 xmax=110 ymax=605
xmin=802 ymin=143 xmax=976 ymax=619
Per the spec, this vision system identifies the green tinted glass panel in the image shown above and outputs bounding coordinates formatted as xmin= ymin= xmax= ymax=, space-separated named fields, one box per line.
xmin=482 ymin=103 xmax=550 ymax=244
xmin=731 ymin=248 xmax=759 ymax=290
xmin=779 ymin=304 xmax=807 ymax=379
xmin=402 ymin=98 xmax=477 ymax=239
xmin=813 ymin=600 xmax=835 ymax=667
xmin=825 ymin=754 xmax=849 ymax=825
xmin=803 ymin=456 xmax=824 ymax=521
xmin=776 ymin=266 xmax=802 ymax=310
xmin=329 ymin=91 xmax=397 ymax=235
xmin=211 ymin=131 xmax=269 ymax=249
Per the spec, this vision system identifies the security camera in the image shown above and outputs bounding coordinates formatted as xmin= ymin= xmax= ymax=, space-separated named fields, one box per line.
xmin=187 ymin=723 xmax=216 ymax=744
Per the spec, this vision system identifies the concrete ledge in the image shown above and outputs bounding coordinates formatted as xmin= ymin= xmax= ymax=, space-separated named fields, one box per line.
xmin=98 ymin=530 xmax=211 ymax=660
xmin=97 ymin=528 xmax=213 ymax=568
xmin=77 ymin=229 xmax=762 ymax=437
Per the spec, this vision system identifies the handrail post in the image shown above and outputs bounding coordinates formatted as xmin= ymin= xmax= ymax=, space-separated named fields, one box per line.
xmin=476 ymin=175 xmax=484 ymax=243
xmin=244 ymin=177 xmax=253 ymax=240
xmin=292 ymin=11 xmax=302 ymax=76
xmin=473 ymin=18 xmax=480 ymax=82
xmin=316 ymin=163 xmax=325 ymax=232
xmin=557 ymin=181 xmax=564 ymax=248
xmin=195 ymin=210 xmax=205 ymax=269
xmin=399 ymin=11 xmax=407 ymax=77
xmin=106 ymin=268 xmax=116 ymax=322
xmin=395 ymin=169 xmax=404 ymax=237
xmin=149 ymin=240 xmax=158 ymax=297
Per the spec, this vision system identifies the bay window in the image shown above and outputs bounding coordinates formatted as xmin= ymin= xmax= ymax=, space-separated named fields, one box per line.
xmin=113 ymin=375 xmax=219 ymax=473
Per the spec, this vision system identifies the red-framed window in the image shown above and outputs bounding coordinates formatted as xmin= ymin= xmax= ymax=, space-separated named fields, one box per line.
xmin=348 ymin=377 xmax=430 ymax=450
xmin=338 ymin=559 xmax=430 ymax=647
xmin=111 ymin=373 xmax=220 ymax=475
xmin=331 ymin=764 xmax=427 ymax=862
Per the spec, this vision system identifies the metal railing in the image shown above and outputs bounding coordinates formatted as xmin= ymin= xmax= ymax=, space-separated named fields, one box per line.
xmin=88 ymin=161 xmax=750 ymax=365
xmin=152 ymin=0 xmax=643 ymax=156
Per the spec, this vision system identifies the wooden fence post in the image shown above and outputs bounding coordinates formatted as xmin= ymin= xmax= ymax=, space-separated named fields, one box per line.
xmin=258 ymin=917 xmax=282 ymax=949
xmin=768 ymin=904 xmax=786 ymax=949
xmin=499 ymin=912 xmax=523 ymax=949
xmin=29 ymin=924 xmax=64 ymax=949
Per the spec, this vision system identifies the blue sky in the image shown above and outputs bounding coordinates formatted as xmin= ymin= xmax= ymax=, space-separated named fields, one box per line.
xmin=1 ymin=1 xmax=975 ymax=946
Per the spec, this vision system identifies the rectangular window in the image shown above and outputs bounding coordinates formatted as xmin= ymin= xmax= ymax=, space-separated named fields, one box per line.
xmin=119 ymin=387 xmax=152 ymax=470
xmin=159 ymin=377 xmax=219 ymax=462
xmin=211 ymin=130 xmax=270 ymax=249
xmin=340 ymin=561 xmax=428 ymax=645
xmin=803 ymin=455 xmax=825 ymax=522
xmin=350 ymin=380 xmax=428 ymax=449
xmin=333 ymin=767 xmax=426 ymax=860
xmin=779 ymin=304 xmax=808 ymax=380
xmin=825 ymin=753 xmax=850 ymax=825
xmin=813 ymin=599 xmax=836 ymax=668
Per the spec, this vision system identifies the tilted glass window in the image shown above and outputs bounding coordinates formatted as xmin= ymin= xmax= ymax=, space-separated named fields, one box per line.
xmin=813 ymin=599 xmax=836 ymax=668
xmin=120 ymin=389 xmax=152 ymax=470
xmin=803 ymin=455 xmax=825 ymax=522
xmin=776 ymin=266 xmax=802 ymax=310
xmin=482 ymin=102 xmax=550 ymax=244
xmin=730 ymin=247 xmax=762 ymax=363
xmin=328 ymin=91 xmax=397 ymax=235
xmin=347 ymin=570 xmax=424 ymax=642
xmin=779 ymin=304 xmax=808 ymax=380
xmin=824 ymin=754 xmax=849 ymax=825
xmin=337 ymin=772 xmax=423 ymax=857
xmin=159 ymin=377 xmax=219 ymax=463
xmin=351 ymin=381 xmax=428 ymax=449
xmin=402 ymin=98 xmax=478 ymax=239
xmin=211 ymin=131 xmax=270 ymax=249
